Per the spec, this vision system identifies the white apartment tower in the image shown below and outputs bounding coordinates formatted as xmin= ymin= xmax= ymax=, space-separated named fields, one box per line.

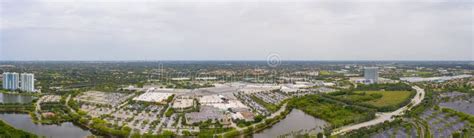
xmin=20 ymin=73 xmax=35 ymax=92
xmin=364 ymin=67 xmax=379 ymax=84
xmin=2 ymin=72 xmax=20 ymax=90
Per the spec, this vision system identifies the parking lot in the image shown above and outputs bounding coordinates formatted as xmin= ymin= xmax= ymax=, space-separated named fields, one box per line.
xmin=75 ymin=91 xmax=134 ymax=106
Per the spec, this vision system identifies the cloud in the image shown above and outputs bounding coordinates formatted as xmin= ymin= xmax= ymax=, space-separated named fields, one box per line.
xmin=0 ymin=0 xmax=472 ymax=60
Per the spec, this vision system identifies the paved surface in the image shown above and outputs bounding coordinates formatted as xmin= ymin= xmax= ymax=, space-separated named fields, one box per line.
xmin=156 ymin=101 xmax=173 ymax=134
xmin=332 ymin=86 xmax=425 ymax=135
xmin=65 ymin=94 xmax=77 ymax=114
xmin=35 ymin=96 xmax=44 ymax=121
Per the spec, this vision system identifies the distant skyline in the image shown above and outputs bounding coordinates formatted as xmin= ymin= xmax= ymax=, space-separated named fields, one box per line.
xmin=0 ymin=0 xmax=473 ymax=61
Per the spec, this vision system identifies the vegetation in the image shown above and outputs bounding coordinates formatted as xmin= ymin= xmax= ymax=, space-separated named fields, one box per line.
xmin=37 ymin=102 xmax=73 ymax=124
xmin=197 ymin=127 xmax=234 ymax=137
xmin=0 ymin=103 xmax=36 ymax=113
xmin=355 ymin=83 xmax=413 ymax=91
xmin=289 ymin=95 xmax=375 ymax=128
xmin=250 ymin=95 xmax=278 ymax=112
xmin=220 ymin=107 xmax=292 ymax=137
xmin=406 ymin=88 xmax=435 ymax=117
xmin=344 ymin=119 xmax=406 ymax=137
xmin=356 ymin=91 xmax=413 ymax=107
xmin=440 ymin=107 xmax=474 ymax=125
xmin=326 ymin=83 xmax=416 ymax=112
xmin=326 ymin=90 xmax=415 ymax=112
xmin=1 ymin=61 xmax=471 ymax=137
xmin=235 ymin=115 xmax=264 ymax=127
xmin=90 ymin=117 xmax=131 ymax=136
xmin=165 ymin=108 xmax=174 ymax=117
xmin=0 ymin=120 xmax=37 ymax=137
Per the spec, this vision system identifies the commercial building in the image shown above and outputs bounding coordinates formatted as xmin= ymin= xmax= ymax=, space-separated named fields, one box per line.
xmin=364 ymin=67 xmax=379 ymax=84
xmin=400 ymin=75 xmax=472 ymax=83
xmin=133 ymin=92 xmax=173 ymax=103
xmin=199 ymin=95 xmax=224 ymax=104
xmin=20 ymin=73 xmax=35 ymax=92
xmin=2 ymin=72 xmax=19 ymax=90
xmin=172 ymin=98 xmax=194 ymax=110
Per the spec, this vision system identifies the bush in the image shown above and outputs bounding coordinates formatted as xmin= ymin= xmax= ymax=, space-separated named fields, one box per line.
xmin=165 ymin=108 xmax=174 ymax=117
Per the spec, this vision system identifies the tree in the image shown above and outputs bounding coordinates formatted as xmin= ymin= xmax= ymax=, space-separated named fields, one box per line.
xmin=317 ymin=133 xmax=324 ymax=138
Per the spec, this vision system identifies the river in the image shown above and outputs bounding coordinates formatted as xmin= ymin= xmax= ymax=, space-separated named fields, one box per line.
xmin=253 ymin=109 xmax=328 ymax=138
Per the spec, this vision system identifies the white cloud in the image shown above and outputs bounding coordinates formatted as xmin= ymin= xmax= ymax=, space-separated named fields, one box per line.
xmin=0 ymin=0 xmax=472 ymax=60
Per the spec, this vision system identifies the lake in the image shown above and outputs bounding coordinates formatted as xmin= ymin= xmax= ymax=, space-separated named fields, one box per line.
xmin=253 ymin=109 xmax=328 ymax=138
xmin=0 ymin=93 xmax=35 ymax=103
xmin=0 ymin=113 xmax=93 ymax=138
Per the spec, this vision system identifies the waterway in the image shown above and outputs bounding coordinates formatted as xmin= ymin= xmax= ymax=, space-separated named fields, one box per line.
xmin=0 ymin=93 xmax=35 ymax=103
xmin=0 ymin=113 xmax=93 ymax=138
xmin=253 ymin=109 xmax=328 ymax=138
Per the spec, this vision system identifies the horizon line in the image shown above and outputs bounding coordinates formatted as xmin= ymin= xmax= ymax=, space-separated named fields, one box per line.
xmin=0 ymin=60 xmax=473 ymax=62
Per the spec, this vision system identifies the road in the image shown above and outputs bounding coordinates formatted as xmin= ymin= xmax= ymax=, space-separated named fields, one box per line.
xmin=35 ymin=96 xmax=44 ymax=121
xmin=331 ymin=86 xmax=425 ymax=135
xmin=65 ymin=94 xmax=77 ymax=114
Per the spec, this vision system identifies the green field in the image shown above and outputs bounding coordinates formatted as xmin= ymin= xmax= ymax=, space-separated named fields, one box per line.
xmin=330 ymin=90 xmax=415 ymax=112
xmin=289 ymin=95 xmax=375 ymax=128
xmin=319 ymin=70 xmax=333 ymax=76
xmin=355 ymin=91 xmax=412 ymax=108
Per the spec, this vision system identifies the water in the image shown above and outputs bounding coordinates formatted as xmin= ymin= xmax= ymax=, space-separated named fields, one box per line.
xmin=0 ymin=113 xmax=93 ymax=138
xmin=0 ymin=93 xmax=35 ymax=103
xmin=253 ymin=109 xmax=328 ymax=138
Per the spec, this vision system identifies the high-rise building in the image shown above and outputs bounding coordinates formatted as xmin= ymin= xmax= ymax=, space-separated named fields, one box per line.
xmin=364 ymin=67 xmax=379 ymax=84
xmin=20 ymin=73 xmax=35 ymax=92
xmin=2 ymin=72 xmax=20 ymax=90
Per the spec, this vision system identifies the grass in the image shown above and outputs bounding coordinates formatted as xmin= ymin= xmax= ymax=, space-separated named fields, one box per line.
xmin=331 ymin=90 xmax=414 ymax=111
xmin=289 ymin=95 xmax=375 ymax=128
xmin=299 ymin=102 xmax=368 ymax=127
xmin=319 ymin=70 xmax=335 ymax=76
xmin=355 ymin=91 xmax=412 ymax=108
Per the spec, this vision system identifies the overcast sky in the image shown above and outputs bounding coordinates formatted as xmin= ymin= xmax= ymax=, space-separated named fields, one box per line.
xmin=0 ymin=0 xmax=472 ymax=61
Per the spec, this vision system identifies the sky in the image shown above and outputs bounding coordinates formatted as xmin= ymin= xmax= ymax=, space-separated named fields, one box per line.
xmin=0 ymin=0 xmax=472 ymax=61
